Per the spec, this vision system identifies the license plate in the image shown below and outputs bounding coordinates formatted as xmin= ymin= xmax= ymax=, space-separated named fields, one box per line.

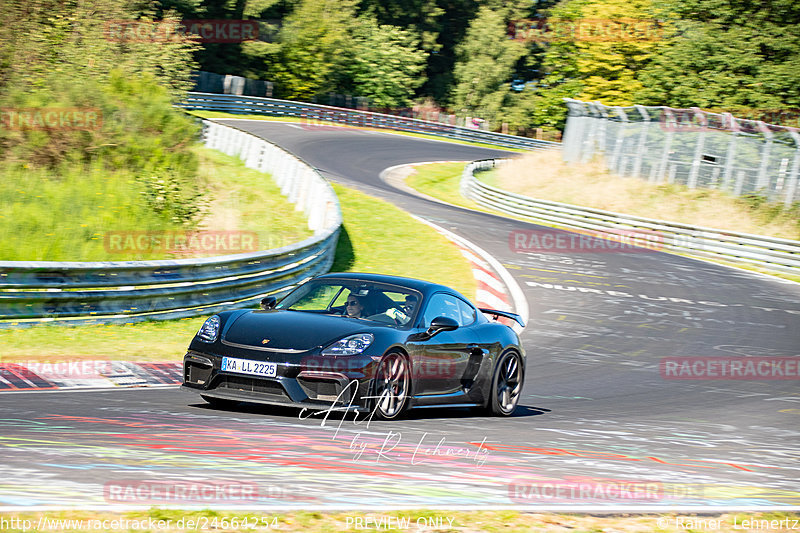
xmin=221 ymin=357 xmax=277 ymax=378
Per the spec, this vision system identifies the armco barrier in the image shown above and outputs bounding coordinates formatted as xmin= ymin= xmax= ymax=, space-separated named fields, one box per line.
xmin=0 ymin=120 xmax=341 ymax=327
xmin=178 ymin=92 xmax=560 ymax=152
xmin=462 ymin=159 xmax=800 ymax=276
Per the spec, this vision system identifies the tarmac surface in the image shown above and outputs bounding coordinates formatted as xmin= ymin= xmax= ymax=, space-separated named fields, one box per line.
xmin=1 ymin=120 xmax=798 ymax=510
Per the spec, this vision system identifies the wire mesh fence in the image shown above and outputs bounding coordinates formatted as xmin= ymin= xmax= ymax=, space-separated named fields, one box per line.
xmin=562 ymin=99 xmax=800 ymax=207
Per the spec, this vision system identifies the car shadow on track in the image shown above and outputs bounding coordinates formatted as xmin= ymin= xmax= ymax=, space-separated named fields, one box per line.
xmin=189 ymin=401 xmax=550 ymax=421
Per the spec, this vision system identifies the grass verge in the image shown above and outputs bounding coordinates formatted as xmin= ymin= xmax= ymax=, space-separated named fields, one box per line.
xmin=404 ymin=159 xmax=800 ymax=282
xmin=0 ymin=510 xmax=797 ymax=532
xmin=0 ymin=147 xmax=311 ymax=261
xmin=491 ymin=151 xmax=800 ymax=240
xmin=187 ymin=110 xmax=527 ymax=152
xmin=0 ymin=183 xmax=476 ymax=362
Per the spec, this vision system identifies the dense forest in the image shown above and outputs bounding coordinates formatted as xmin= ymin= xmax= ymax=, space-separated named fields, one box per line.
xmin=1 ymin=0 xmax=799 ymax=139
xmin=175 ymin=0 xmax=800 ymax=132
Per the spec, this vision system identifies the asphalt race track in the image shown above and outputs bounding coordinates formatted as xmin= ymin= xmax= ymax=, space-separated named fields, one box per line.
xmin=1 ymin=120 xmax=799 ymax=510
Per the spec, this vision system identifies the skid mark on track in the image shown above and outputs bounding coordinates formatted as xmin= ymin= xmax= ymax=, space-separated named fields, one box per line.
xmin=0 ymin=407 xmax=799 ymax=508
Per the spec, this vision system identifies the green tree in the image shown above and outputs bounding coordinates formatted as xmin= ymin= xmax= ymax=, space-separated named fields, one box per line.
xmin=450 ymin=5 xmax=527 ymax=126
xmin=0 ymin=0 xmax=199 ymax=98
xmin=348 ymin=18 xmax=428 ymax=107
xmin=273 ymin=0 xmax=359 ymax=100
xmin=505 ymin=0 xmax=663 ymax=131
xmin=636 ymin=0 xmax=800 ymax=110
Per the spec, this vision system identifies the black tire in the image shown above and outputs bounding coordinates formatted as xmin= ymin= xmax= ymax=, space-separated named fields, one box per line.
xmin=201 ymin=395 xmax=238 ymax=409
xmin=372 ymin=351 xmax=410 ymax=420
xmin=486 ymin=350 xmax=523 ymax=416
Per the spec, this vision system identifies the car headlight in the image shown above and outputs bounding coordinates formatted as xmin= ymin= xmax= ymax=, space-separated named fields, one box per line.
xmin=322 ymin=333 xmax=374 ymax=356
xmin=197 ymin=315 xmax=221 ymax=343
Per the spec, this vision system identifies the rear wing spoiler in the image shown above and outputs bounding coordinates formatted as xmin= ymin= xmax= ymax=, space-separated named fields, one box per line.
xmin=479 ymin=308 xmax=525 ymax=329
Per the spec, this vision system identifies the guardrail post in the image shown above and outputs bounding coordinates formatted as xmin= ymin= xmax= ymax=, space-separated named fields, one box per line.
xmin=632 ymin=105 xmax=650 ymax=179
xmin=656 ymin=109 xmax=675 ymax=183
xmin=721 ymin=113 xmax=740 ymax=192
xmin=609 ymin=107 xmax=629 ymax=174
xmin=784 ymin=131 xmax=800 ymax=208
xmin=755 ymin=122 xmax=774 ymax=194
xmin=687 ymin=108 xmax=707 ymax=189
xmin=562 ymin=99 xmax=587 ymax=163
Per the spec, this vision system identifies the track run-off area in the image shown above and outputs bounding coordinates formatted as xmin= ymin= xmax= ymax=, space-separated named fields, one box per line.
xmin=1 ymin=120 xmax=799 ymax=511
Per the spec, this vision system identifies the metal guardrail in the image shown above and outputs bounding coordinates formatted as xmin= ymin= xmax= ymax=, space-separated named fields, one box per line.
xmin=178 ymin=92 xmax=560 ymax=152
xmin=0 ymin=121 xmax=341 ymax=327
xmin=462 ymin=159 xmax=800 ymax=276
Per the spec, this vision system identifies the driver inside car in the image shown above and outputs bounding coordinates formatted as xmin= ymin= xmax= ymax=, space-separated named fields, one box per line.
xmin=344 ymin=294 xmax=366 ymax=318
xmin=385 ymin=294 xmax=418 ymax=325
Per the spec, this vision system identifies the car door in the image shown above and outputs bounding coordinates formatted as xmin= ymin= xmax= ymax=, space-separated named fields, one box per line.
xmin=413 ymin=292 xmax=479 ymax=396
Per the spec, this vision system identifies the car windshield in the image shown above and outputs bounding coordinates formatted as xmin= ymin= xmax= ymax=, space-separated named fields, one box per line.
xmin=275 ymin=279 xmax=421 ymax=326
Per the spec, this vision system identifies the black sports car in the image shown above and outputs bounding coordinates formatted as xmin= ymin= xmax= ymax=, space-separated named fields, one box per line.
xmin=182 ymin=273 xmax=525 ymax=419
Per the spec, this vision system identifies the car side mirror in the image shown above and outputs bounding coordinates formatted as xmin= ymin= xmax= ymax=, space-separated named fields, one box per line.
xmin=260 ymin=296 xmax=277 ymax=310
xmin=425 ymin=316 xmax=459 ymax=338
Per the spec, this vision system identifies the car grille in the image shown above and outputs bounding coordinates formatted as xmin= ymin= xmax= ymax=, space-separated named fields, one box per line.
xmin=185 ymin=363 xmax=212 ymax=385
xmin=216 ymin=375 xmax=286 ymax=397
xmin=297 ymin=376 xmax=353 ymax=403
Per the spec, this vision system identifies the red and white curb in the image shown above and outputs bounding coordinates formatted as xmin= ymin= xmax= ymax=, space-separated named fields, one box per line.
xmin=412 ymin=216 xmax=529 ymax=333
xmin=0 ymin=361 xmax=182 ymax=392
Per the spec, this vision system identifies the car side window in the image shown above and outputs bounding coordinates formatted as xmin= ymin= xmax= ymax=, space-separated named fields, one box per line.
xmin=422 ymin=293 xmax=465 ymax=326
xmin=455 ymin=297 xmax=477 ymax=326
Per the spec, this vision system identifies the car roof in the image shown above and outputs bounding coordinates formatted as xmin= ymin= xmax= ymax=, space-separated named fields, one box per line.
xmin=315 ymin=272 xmax=458 ymax=298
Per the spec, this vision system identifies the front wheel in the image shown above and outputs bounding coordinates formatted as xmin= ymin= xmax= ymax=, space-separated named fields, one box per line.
xmin=372 ymin=351 xmax=410 ymax=420
xmin=486 ymin=351 xmax=523 ymax=416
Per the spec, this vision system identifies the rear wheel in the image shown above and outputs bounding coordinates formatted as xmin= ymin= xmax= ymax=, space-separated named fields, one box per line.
xmin=372 ymin=351 xmax=410 ymax=420
xmin=201 ymin=395 xmax=238 ymax=409
xmin=487 ymin=350 xmax=523 ymax=416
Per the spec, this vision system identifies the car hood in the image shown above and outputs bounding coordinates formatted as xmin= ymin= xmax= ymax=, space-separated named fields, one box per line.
xmin=222 ymin=310 xmax=378 ymax=352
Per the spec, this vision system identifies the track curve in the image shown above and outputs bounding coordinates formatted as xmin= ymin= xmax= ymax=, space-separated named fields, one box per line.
xmin=1 ymin=120 xmax=798 ymax=510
